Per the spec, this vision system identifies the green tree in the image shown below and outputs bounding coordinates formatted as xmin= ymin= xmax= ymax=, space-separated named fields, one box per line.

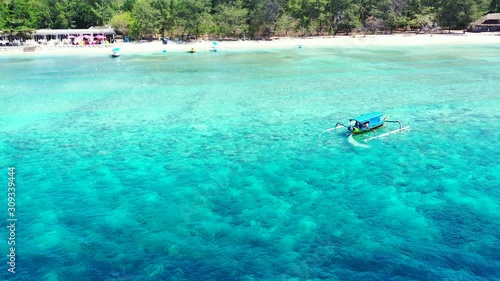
xmin=436 ymin=0 xmax=488 ymax=31
xmin=131 ymin=0 xmax=161 ymax=38
xmin=382 ymin=0 xmax=409 ymax=31
xmin=286 ymin=0 xmax=322 ymax=36
xmin=6 ymin=0 xmax=44 ymax=32
xmin=0 ymin=0 xmax=9 ymax=30
xmin=358 ymin=0 xmax=380 ymax=21
xmin=407 ymin=6 xmax=435 ymax=30
xmin=110 ymin=11 xmax=135 ymax=35
xmin=326 ymin=0 xmax=361 ymax=35
xmin=490 ymin=0 xmax=500 ymax=12
xmin=44 ymin=0 xmax=76 ymax=29
xmin=176 ymin=0 xmax=212 ymax=38
xmin=150 ymin=0 xmax=180 ymax=36
xmin=275 ymin=12 xmax=298 ymax=36
xmin=2 ymin=0 xmax=498 ymax=40
xmin=214 ymin=0 xmax=248 ymax=38
xmin=69 ymin=0 xmax=102 ymax=28
xmin=248 ymin=0 xmax=282 ymax=37
xmin=122 ymin=0 xmax=136 ymax=11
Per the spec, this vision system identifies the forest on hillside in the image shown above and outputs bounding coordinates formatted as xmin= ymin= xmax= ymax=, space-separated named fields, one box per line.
xmin=1 ymin=0 xmax=499 ymax=39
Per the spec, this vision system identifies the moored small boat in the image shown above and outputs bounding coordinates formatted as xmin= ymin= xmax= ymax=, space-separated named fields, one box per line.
xmin=188 ymin=48 xmax=196 ymax=53
xmin=210 ymin=41 xmax=218 ymax=52
xmin=111 ymin=47 xmax=120 ymax=57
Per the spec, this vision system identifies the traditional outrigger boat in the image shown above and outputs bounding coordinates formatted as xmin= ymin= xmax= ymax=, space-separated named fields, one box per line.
xmin=320 ymin=112 xmax=409 ymax=142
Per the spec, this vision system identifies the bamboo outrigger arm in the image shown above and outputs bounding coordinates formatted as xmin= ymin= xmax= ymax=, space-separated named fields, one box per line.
xmin=318 ymin=122 xmax=349 ymax=138
xmin=364 ymin=120 xmax=410 ymax=142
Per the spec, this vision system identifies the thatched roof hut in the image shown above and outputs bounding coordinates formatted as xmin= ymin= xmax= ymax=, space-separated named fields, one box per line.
xmin=471 ymin=13 xmax=500 ymax=32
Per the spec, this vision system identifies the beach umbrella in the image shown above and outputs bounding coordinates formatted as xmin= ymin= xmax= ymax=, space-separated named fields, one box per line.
xmin=112 ymin=47 xmax=120 ymax=52
xmin=95 ymin=35 xmax=106 ymax=39
xmin=83 ymin=35 xmax=93 ymax=39
xmin=68 ymin=35 xmax=76 ymax=38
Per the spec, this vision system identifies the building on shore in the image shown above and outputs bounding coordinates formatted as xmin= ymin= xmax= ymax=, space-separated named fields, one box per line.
xmin=34 ymin=27 xmax=116 ymax=42
xmin=471 ymin=13 xmax=500 ymax=32
xmin=1 ymin=27 xmax=116 ymax=45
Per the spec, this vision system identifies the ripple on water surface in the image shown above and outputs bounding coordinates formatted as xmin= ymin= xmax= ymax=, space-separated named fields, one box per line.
xmin=0 ymin=44 xmax=499 ymax=280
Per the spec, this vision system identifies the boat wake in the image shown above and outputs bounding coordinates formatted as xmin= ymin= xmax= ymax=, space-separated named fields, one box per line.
xmin=318 ymin=127 xmax=337 ymax=139
xmin=347 ymin=134 xmax=370 ymax=148
xmin=364 ymin=126 xmax=410 ymax=142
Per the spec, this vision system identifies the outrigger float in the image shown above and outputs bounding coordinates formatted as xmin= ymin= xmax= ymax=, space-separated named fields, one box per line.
xmin=320 ymin=112 xmax=410 ymax=142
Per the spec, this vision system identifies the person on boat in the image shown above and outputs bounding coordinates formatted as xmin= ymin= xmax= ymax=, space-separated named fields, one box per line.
xmin=364 ymin=122 xmax=369 ymax=128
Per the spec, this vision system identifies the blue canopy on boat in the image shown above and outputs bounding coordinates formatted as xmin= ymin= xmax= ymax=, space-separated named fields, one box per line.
xmin=350 ymin=112 xmax=383 ymax=123
xmin=112 ymin=47 xmax=120 ymax=52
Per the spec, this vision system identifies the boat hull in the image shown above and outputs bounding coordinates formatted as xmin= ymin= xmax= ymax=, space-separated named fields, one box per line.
xmin=351 ymin=123 xmax=385 ymax=134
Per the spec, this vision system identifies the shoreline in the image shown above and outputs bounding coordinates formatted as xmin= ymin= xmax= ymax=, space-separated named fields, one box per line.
xmin=1 ymin=33 xmax=499 ymax=56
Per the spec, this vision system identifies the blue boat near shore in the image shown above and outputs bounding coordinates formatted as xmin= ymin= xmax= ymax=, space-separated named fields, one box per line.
xmin=111 ymin=47 xmax=120 ymax=57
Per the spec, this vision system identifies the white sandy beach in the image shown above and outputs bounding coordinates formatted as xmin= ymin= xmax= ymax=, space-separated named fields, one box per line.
xmin=1 ymin=32 xmax=499 ymax=56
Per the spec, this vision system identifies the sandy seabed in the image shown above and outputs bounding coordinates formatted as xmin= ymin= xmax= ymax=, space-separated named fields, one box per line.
xmin=1 ymin=32 xmax=499 ymax=56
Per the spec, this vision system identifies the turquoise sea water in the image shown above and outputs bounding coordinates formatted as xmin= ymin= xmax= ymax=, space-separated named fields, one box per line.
xmin=0 ymin=43 xmax=499 ymax=280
